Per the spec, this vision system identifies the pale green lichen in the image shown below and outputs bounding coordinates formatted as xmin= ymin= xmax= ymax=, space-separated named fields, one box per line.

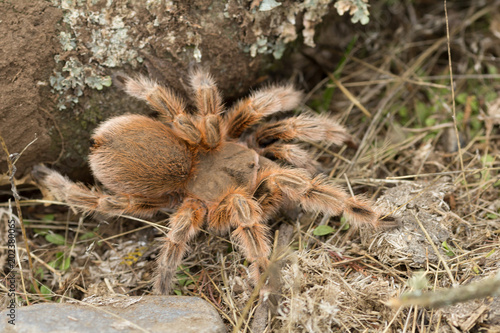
xmin=335 ymin=0 xmax=370 ymax=25
xmin=239 ymin=0 xmax=370 ymax=59
xmin=59 ymin=31 xmax=76 ymax=51
xmin=272 ymin=40 xmax=287 ymax=59
xmin=88 ymin=16 xmax=139 ymax=68
xmin=245 ymin=0 xmax=336 ymax=57
xmin=193 ymin=46 xmax=202 ymax=63
xmin=259 ymin=0 xmax=282 ymax=11
xmin=85 ymin=76 xmax=113 ymax=91
xmin=50 ymin=56 xmax=112 ymax=109
xmin=50 ymin=0 xmax=145 ymax=110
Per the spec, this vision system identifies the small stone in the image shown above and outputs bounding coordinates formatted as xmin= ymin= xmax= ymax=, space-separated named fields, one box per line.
xmin=0 ymin=296 xmax=226 ymax=333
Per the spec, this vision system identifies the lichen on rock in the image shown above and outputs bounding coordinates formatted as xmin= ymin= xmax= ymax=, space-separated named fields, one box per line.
xmin=231 ymin=0 xmax=371 ymax=58
xmin=50 ymin=0 xmax=143 ymax=109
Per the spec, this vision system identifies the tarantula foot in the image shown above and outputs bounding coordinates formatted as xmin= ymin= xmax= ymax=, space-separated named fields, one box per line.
xmin=249 ymin=257 xmax=271 ymax=286
xmin=31 ymin=164 xmax=51 ymax=182
xmin=31 ymin=164 xmax=68 ymax=199
xmin=376 ymin=215 xmax=402 ymax=229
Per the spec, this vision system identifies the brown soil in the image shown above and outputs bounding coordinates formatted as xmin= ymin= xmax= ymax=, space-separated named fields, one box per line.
xmin=0 ymin=0 xmax=62 ymax=174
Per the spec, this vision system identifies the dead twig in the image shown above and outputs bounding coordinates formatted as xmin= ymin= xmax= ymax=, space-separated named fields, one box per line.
xmin=390 ymin=271 xmax=500 ymax=308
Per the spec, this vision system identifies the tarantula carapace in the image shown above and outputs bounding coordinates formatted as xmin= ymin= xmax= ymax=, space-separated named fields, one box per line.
xmin=34 ymin=69 xmax=391 ymax=294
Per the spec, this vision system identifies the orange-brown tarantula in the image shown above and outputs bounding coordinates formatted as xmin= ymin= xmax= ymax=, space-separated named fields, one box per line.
xmin=33 ymin=69 xmax=392 ymax=294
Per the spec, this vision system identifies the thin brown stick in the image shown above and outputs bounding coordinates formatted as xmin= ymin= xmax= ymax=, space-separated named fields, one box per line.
xmin=327 ymin=73 xmax=372 ymax=118
xmin=391 ymin=271 xmax=500 ymax=308
xmin=444 ymin=0 xmax=474 ymax=221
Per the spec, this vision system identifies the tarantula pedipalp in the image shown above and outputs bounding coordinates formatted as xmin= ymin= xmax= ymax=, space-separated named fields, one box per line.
xmin=33 ymin=69 xmax=393 ymax=294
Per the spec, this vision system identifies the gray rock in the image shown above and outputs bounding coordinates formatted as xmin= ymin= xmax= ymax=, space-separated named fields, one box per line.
xmin=0 ymin=296 xmax=226 ymax=333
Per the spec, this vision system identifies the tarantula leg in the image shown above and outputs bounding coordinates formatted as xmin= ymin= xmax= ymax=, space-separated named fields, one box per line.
xmin=121 ymin=75 xmax=186 ymax=122
xmin=254 ymin=167 xmax=383 ymax=228
xmin=252 ymin=114 xmax=349 ymax=147
xmin=173 ymin=114 xmax=202 ymax=145
xmin=32 ymin=165 xmax=176 ymax=217
xmin=154 ymin=198 xmax=206 ymax=295
xmin=224 ymin=85 xmax=303 ymax=139
xmin=120 ymin=75 xmax=202 ymax=146
xmin=257 ymin=143 xmax=320 ymax=172
xmin=188 ymin=70 xmax=223 ymax=149
xmin=189 ymin=69 xmax=223 ymax=116
xmin=198 ymin=114 xmax=222 ymax=149
xmin=253 ymin=168 xmax=312 ymax=218
xmin=209 ymin=188 xmax=271 ymax=284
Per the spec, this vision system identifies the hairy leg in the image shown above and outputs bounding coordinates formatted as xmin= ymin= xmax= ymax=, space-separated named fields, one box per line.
xmin=208 ymin=187 xmax=271 ymax=283
xmin=224 ymin=85 xmax=302 ymax=139
xmin=121 ymin=75 xmax=185 ymax=122
xmin=251 ymin=114 xmax=349 ymax=147
xmin=188 ymin=69 xmax=223 ymax=149
xmin=253 ymin=167 xmax=387 ymax=228
xmin=154 ymin=198 xmax=206 ymax=294
xmin=32 ymin=165 xmax=179 ymax=217
xmin=120 ymin=75 xmax=202 ymax=146
xmin=189 ymin=69 xmax=223 ymax=116
xmin=255 ymin=143 xmax=320 ymax=172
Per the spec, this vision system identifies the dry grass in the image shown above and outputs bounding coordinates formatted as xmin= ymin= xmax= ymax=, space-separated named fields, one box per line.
xmin=2 ymin=1 xmax=500 ymax=332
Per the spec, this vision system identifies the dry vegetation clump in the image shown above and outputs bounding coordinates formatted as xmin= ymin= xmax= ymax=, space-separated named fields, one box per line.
xmin=274 ymin=247 xmax=397 ymax=332
xmin=363 ymin=180 xmax=454 ymax=267
xmin=1 ymin=1 xmax=500 ymax=332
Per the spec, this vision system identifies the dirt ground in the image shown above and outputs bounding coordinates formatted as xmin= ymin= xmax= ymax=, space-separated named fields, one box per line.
xmin=0 ymin=1 xmax=61 ymax=173
xmin=2 ymin=1 xmax=500 ymax=332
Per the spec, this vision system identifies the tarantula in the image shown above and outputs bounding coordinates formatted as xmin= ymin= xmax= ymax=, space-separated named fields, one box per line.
xmin=33 ymin=69 xmax=391 ymax=294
